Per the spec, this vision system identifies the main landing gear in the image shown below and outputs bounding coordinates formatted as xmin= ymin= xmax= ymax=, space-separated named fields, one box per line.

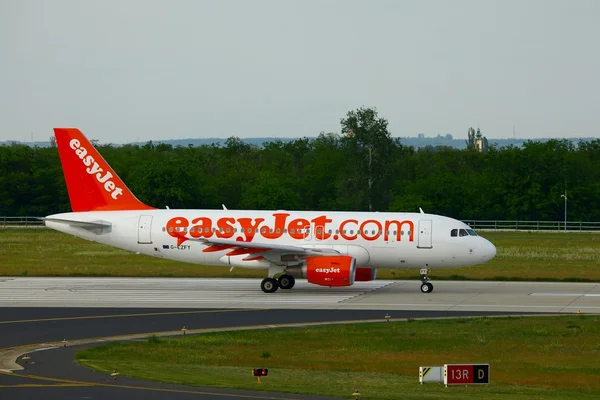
xmin=419 ymin=268 xmax=434 ymax=293
xmin=260 ymin=274 xmax=295 ymax=293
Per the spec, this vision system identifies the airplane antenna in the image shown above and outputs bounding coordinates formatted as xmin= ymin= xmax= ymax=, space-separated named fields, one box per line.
xmin=222 ymin=204 xmax=228 ymax=210
xmin=419 ymin=207 xmax=425 ymax=214
xmin=166 ymin=205 xmax=170 ymax=209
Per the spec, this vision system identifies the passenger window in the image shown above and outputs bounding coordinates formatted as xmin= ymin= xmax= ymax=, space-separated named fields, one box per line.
xmin=290 ymin=229 xmax=295 ymax=234
xmin=451 ymin=229 xmax=458 ymax=237
xmin=205 ymin=228 xmax=209 ymax=233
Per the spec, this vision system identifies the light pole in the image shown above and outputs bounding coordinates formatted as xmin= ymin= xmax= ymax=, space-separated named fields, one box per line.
xmin=560 ymin=191 xmax=567 ymax=232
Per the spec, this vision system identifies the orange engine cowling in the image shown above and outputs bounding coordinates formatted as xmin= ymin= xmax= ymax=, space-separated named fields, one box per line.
xmin=355 ymin=267 xmax=377 ymax=281
xmin=287 ymin=256 xmax=356 ymax=287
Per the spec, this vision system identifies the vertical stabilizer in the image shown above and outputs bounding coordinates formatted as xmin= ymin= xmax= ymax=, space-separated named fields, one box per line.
xmin=53 ymin=128 xmax=155 ymax=212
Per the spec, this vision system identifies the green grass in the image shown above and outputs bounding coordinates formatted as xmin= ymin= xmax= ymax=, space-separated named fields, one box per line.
xmin=1 ymin=228 xmax=599 ymax=280
xmin=75 ymin=316 xmax=600 ymax=399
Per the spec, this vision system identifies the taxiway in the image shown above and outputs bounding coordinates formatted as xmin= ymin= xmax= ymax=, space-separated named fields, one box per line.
xmin=1 ymin=277 xmax=599 ymax=313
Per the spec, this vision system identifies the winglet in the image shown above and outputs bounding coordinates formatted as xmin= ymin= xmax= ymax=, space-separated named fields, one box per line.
xmin=53 ymin=128 xmax=155 ymax=212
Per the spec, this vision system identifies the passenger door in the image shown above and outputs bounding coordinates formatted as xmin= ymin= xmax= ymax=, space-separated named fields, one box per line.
xmin=417 ymin=219 xmax=433 ymax=249
xmin=138 ymin=215 xmax=153 ymax=244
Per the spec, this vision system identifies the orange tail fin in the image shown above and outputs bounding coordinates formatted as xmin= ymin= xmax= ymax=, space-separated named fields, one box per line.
xmin=54 ymin=128 xmax=155 ymax=212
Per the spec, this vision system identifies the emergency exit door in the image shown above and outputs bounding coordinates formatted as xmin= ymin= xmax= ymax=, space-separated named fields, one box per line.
xmin=417 ymin=219 xmax=432 ymax=249
xmin=138 ymin=215 xmax=153 ymax=244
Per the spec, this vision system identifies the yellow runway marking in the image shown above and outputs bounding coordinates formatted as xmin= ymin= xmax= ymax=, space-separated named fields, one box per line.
xmin=0 ymin=383 xmax=92 ymax=388
xmin=0 ymin=370 xmax=301 ymax=399
xmin=0 ymin=308 xmax=263 ymax=325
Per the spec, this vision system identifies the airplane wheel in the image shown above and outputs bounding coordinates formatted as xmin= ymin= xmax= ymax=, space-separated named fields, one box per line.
xmin=278 ymin=275 xmax=295 ymax=290
xmin=261 ymin=278 xmax=279 ymax=293
xmin=420 ymin=282 xmax=434 ymax=293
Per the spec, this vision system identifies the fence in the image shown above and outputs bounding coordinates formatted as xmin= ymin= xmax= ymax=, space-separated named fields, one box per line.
xmin=462 ymin=220 xmax=600 ymax=232
xmin=0 ymin=216 xmax=45 ymax=228
xmin=1 ymin=216 xmax=600 ymax=231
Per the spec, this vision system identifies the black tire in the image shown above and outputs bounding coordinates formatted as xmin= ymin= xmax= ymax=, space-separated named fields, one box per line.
xmin=278 ymin=275 xmax=295 ymax=290
xmin=261 ymin=278 xmax=279 ymax=293
xmin=420 ymin=282 xmax=433 ymax=293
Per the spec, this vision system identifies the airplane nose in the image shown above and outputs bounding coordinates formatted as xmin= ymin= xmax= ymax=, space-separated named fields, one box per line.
xmin=481 ymin=238 xmax=496 ymax=262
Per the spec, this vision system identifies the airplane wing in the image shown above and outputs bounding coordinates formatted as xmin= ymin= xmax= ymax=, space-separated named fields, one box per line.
xmin=189 ymin=237 xmax=340 ymax=258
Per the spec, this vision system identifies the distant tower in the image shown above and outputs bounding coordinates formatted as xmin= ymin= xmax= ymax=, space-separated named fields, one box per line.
xmin=467 ymin=126 xmax=488 ymax=152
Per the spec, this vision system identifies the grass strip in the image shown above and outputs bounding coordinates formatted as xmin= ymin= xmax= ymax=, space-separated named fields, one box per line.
xmin=76 ymin=316 xmax=600 ymax=399
xmin=1 ymin=229 xmax=599 ymax=281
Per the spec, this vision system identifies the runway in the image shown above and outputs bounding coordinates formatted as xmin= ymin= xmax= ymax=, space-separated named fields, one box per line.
xmin=1 ymin=277 xmax=600 ymax=313
xmin=1 ymin=277 xmax=598 ymax=399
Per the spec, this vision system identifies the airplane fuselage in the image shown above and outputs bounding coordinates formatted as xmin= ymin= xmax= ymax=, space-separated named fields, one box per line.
xmin=46 ymin=209 xmax=496 ymax=270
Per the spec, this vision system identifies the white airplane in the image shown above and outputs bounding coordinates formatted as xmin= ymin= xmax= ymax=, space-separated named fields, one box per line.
xmin=45 ymin=128 xmax=496 ymax=293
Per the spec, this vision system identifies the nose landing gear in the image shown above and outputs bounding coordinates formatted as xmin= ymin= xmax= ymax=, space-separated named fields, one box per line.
xmin=420 ymin=268 xmax=434 ymax=293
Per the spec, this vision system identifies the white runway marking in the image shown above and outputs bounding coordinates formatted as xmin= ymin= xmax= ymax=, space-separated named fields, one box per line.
xmin=0 ymin=277 xmax=599 ymax=313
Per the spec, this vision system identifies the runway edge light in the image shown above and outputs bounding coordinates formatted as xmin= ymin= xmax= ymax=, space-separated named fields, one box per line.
xmin=419 ymin=366 xmax=443 ymax=384
xmin=252 ymin=368 xmax=268 ymax=383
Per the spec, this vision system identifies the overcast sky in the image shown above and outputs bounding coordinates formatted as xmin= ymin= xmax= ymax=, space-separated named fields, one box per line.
xmin=2 ymin=0 xmax=599 ymax=143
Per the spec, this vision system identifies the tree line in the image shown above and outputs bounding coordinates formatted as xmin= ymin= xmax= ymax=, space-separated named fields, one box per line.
xmin=1 ymin=107 xmax=599 ymax=221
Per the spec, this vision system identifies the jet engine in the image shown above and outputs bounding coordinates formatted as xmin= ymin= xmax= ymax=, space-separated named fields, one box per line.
xmin=286 ymin=255 xmax=356 ymax=287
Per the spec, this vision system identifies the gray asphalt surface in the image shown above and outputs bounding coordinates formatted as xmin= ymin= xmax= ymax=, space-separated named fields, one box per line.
xmin=0 ymin=307 xmax=533 ymax=399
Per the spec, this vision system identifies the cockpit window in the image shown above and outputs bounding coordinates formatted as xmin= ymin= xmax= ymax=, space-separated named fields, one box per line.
xmin=450 ymin=229 xmax=458 ymax=237
xmin=466 ymin=229 xmax=478 ymax=236
xmin=459 ymin=229 xmax=469 ymax=237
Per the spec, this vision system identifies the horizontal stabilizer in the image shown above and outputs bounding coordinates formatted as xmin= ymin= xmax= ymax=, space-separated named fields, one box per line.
xmin=44 ymin=218 xmax=112 ymax=234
